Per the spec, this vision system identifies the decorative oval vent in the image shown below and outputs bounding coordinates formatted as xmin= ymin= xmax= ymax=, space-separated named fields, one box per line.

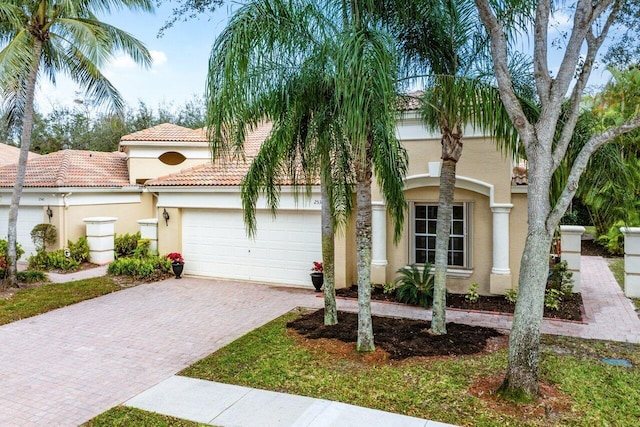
xmin=159 ymin=151 xmax=186 ymax=165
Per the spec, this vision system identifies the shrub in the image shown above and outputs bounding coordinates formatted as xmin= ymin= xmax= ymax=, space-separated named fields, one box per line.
xmin=595 ymin=220 xmax=638 ymax=256
xmin=114 ymin=232 xmax=141 ymax=258
xmin=0 ymin=239 xmax=24 ymax=261
xmin=504 ymin=288 xmax=518 ymax=304
xmin=545 ymin=288 xmax=563 ymax=310
xmin=381 ymin=281 xmax=396 ymax=294
xmin=30 ymin=224 xmax=57 ymax=252
xmin=465 ymin=283 xmax=480 ymax=303
xmin=393 ymin=263 xmax=434 ymax=308
xmin=28 ymin=250 xmax=80 ymax=271
xmin=67 ymin=237 xmax=89 ymax=263
xmin=548 ymin=261 xmax=574 ymax=293
xmin=133 ymin=239 xmax=151 ymax=258
xmin=18 ymin=270 xmax=48 ymax=283
xmin=107 ymin=255 xmax=171 ymax=280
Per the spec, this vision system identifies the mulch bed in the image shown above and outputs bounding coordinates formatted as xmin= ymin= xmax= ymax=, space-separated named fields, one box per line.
xmin=287 ymin=309 xmax=505 ymax=360
xmin=335 ymin=286 xmax=585 ymax=322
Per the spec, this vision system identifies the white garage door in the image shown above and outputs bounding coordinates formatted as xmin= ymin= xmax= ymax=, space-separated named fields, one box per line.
xmin=0 ymin=206 xmax=44 ymax=258
xmin=182 ymin=208 xmax=321 ymax=287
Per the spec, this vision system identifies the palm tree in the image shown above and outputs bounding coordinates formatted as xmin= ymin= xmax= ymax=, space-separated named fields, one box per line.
xmin=205 ymin=0 xmax=408 ymax=350
xmin=0 ymin=0 xmax=152 ymax=288
xmin=379 ymin=0 xmax=528 ymax=334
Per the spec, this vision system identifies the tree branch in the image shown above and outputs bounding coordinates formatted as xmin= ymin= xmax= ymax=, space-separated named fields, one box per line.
xmin=533 ymin=0 xmax=551 ymax=103
xmin=548 ymin=114 xmax=640 ymax=228
xmin=474 ymin=0 xmax=532 ymax=144
xmin=551 ymin=2 xmax=620 ymax=171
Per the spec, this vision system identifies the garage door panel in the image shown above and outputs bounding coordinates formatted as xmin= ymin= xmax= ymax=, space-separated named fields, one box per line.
xmin=182 ymin=209 xmax=321 ymax=287
xmin=0 ymin=207 xmax=43 ymax=257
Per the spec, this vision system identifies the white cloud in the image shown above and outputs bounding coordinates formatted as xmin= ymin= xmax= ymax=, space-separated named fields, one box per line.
xmin=109 ymin=54 xmax=137 ymax=69
xmin=150 ymin=50 xmax=168 ymax=68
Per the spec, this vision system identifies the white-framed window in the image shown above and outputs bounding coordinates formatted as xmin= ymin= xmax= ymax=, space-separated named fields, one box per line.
xmin=411 ymin=202 xmax=472 ymax=268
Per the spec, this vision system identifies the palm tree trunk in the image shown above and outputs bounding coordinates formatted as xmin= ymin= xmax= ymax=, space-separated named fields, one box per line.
xmin=321 ymin=176 xmax=338 ymax=326
xmin=430 ymin=121 xmax=463 ymax=335
xmin=431 ymin=159 xmax=456 ymax=334
xmin=5 ymin=40 xmax=42 ymax=290
xmin=356 ymin=137 xmax=374 ymax=352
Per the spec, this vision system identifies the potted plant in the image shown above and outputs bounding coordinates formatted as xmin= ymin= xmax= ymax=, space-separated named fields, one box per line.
xmin=167 ymin=252 xmax=184 ymax=279
xmin=310 ymin=261 xmax=323 ymax=292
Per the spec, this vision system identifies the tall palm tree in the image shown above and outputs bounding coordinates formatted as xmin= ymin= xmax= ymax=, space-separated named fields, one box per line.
xmin=379 ymin=0 xmax=529 ymax=334
xmin=205 ymin=0 xmax=407 ymax=350
xmin=0 ymin=0 xmax=152 ymax=288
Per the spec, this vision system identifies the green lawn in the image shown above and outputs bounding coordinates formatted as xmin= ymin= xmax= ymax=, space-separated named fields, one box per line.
xmin=0 ymin=277 xmax=121 ymax=325
xmin=607 ymin=258 xmax=640 ymax=311
xmin=180 ymin=310 xmax=640 ymax=427
xmin=83 ymin=406 xmax=208 ymax=426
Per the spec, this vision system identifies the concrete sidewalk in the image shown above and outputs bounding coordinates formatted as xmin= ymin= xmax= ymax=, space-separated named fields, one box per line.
xmin=125 ymin=376 xmax=455 ymax=427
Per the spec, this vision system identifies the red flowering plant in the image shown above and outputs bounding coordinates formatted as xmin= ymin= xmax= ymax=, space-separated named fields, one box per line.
xmin=167 ymin=252 xmax=184 ymax=264
xmin=311 ymin=261 xmax=323 ymax=273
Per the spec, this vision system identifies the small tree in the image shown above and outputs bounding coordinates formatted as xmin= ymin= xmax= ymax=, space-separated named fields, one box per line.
xmin=30 ymin=224 xmax=57 ymax=252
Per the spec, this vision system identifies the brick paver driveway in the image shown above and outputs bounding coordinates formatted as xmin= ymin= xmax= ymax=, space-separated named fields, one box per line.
xmin=0 ymin=278 xmax=314 ymax=426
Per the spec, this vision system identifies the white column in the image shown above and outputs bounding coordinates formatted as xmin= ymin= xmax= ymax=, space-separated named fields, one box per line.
xmin=621 ymin=227 xmax=640 ymax=298
xmin=137 ymin=218 xmax=159 ymax=255
xmin=490 ymin=204 xmax=513 ymax=294
xmin=83 ymin=217 xmax=117 ymax=265
xmin=371 ymin=202 xmax=387 ymax=284
xmin=560 ymin=225 xmax=585 ymax=292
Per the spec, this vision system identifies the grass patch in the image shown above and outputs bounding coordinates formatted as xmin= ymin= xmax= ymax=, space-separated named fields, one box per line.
xmin=180 ymin=309 xmax=640 ymax=426
xmin=83 ymin=406 xmax=208 ymax=426
xmin=0 ymin=277 xmax=121 ymax=325
xmin=607 ymin=258 xmax=640 ymax=311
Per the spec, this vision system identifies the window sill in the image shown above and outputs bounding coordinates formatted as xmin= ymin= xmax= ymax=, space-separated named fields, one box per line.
xmin=411 ymin=266 xmax=474 ymax=279
xmin=441 ymin=268 xmax=473 ymax=279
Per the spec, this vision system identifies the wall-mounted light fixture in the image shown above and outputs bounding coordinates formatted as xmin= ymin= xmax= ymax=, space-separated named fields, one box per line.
xmin=46 ymin=206 xmax=53 ymax=222
xmin=162 ymin=208 xmax=170 ymax=226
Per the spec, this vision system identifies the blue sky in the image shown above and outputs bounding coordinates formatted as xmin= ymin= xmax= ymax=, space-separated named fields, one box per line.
xmin=36 ymin=4 xmax=234 ymax=114
xmin=35 ymin=5 xmax=614 ymax=115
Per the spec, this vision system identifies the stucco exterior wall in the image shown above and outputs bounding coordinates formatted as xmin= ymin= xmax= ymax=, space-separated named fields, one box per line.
xmin=157 ymin=206 xmax=182 ymax=257
xmin=64 ymin=193 xmax=154 ymax=245
xmin=128 ymin=158 xmax=211 ymax=185
xmin=509 ymin=191 xmax=528 ymax=287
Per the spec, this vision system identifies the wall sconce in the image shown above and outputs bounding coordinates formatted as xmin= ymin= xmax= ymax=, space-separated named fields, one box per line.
xmin=162 ymin=208 xmax=170 ymax=226
xmin=46 ymin=206 xmax=53 ymax=222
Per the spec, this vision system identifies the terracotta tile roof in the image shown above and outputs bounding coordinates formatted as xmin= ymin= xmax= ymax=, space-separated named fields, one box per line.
xmin=512 ymin=160 xmax=528 ymax=185
xmin=399 ymin=91 xmax=423 ymax=111
xmin=120 ymin=123 xmax=208 ymax=143
xmin=147 ymin=122 xmax=320 ymax=187
xmin=0 ymin=144 xmax=41 ymax=167
xmin=0 ymin=150 xmax=130 ymax=188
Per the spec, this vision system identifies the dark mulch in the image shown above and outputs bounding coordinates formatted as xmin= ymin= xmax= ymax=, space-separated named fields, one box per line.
xmin=335 ymin=286 xmax=584 ymax=322
xmin=287 ymin=309 xmax=504 ymax=360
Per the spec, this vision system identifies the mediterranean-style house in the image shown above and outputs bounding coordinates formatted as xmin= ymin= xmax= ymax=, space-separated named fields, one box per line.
xmin=0 ymin=108 xmax=527 ymax=295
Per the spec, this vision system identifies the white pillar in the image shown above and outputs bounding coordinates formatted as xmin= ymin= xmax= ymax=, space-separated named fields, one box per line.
xmin=621 ymin=227 xmax=640 ymax=298
xmin=137 ymin=218 xmax=159 ymax=255
xmin=560 ymin=225 xmax=585 ymax=292
xmin=371 ymin=202 xmax=387 ymax=284
xmin=83 ymin=217 xmax=117 ymax=265
xmin=490 ymin=204 xmax=513 ymax=294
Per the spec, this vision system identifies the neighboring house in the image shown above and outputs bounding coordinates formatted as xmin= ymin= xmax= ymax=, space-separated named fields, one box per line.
xmin=0 ymin=150 xmax=151 ymax=256
xmin=0 ymin=115 xmax=527 ymax=295
xmin=0 ymin=143 xmax=41 ymax=167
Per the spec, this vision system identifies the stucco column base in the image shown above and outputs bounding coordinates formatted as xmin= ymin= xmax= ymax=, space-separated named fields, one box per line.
xmin=560 ymin=225 xmax=585 ymax=293
xmin=621 ymin=227 xmax=640 ymax=298
xmin=83 ymin=217 xmax=117 ymax=265
xmin=371 ymin=264 xmax=387 ymax=285
xmin=490 ymin=273 xmax=512 ymax=295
